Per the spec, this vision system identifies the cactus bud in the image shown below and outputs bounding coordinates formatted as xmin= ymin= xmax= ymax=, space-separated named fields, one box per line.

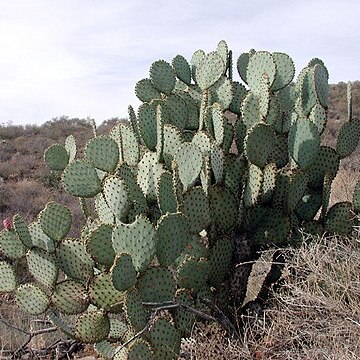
xmin=2 ymin=218 xmax=13 ymax=231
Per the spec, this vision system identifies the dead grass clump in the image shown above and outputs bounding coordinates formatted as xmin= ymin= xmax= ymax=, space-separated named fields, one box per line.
xmin=242 ymin=235 xmax=360 ymax=359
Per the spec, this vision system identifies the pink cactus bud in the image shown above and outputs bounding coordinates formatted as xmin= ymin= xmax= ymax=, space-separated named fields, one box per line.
xmin=3 ymin=218 xmax=13 ymax=231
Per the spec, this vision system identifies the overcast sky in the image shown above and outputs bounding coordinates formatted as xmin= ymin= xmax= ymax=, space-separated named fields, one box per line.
xmin=0 ymin=0 xmax=359 ymax=126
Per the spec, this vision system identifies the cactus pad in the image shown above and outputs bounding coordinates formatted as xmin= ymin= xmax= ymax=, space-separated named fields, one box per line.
xmin=0 ymin=261 xmax=16 ymax=292
xmin=156 ymin=213 xmax=192 ymax=267
xmin=103 ymin=176 xmax=130 ymax=221
xmin=138 ymin=104 xmax=157 ymax=151
xmin=28 ymin=221 xmax=55 ymax=252
xmin=288 ymin=118 xmax=320 ymax=168
xmin=177 ymin=257 xmax=209 ymax=292
xmin=89 ymin=272 xmax=125 ymax=311
xmin=124 ymin=287 xmax=148 ymax=332
xmin=271 ymin=52 xmax=295 ymax=91
xmin=13 ymin=214 xmax=32 ymax=248
xmin=150 ymin=60 xmax=176 ymax=94
xmin=157 ymin=171 xmax=178 ymax=214
xmin=196 ymin=51 xmax=225 ymax=90
xmin=336 ymin=118 xmax=360 ymax=159
xmin=57 ymin=238 xmax=94 ymax=281
xmin=86 ymin=224 xmax=115 ymax=267
xmin=75 ymin=311 xmax=110 ymax=343
xmin=15 ymin=283 xmax=49 ymax=315
xmin=172 ymin=55 xmax=191 ymax=85
xmin=325 ymin=202 xmax=352 ymax=235
xmin=0 ymin=229 xmax=26 ymax=259
xmin=62 ymin=160 xmax=102 ymax=197
xmin=112 ymin=215 xmax=156 ymax=272
xmin=174 ymin=143 xmax=203 ymax=191
xmin=26 ymin=249 xmax=58 ymax=288
xmin=39 ymin=202 xmax=72 ymax=242
xmin=111 ymin=253 xmax=137 ymax=291
xmin=52 ymin=280 xmax=89 ymax=314
xmin=135 ymin=78 xmax=162 ymax=102
xmin=44 ymin=144 xmax=69 ymax=171
xmin=137 ymin=267 xmax=176 ymax=302
xmin=149 ymin=318 xmax=181 ymax=360
xmin=181 ymin=187 xmax=211 ymax=234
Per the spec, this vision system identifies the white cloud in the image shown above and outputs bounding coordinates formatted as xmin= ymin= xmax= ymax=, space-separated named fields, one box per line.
xmin=0 ymin=0 xmax=359 ymax=125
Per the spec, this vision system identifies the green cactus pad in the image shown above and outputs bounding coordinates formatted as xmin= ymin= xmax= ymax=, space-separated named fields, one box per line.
xmin=244 ymin=164 xmax=263 ymax=208
xmin=210 ymin=145 xmax=224 ymax=184
xmin=156 ymin=213 xmax=192 ymax=266
xmin=306 ymin=146 xmax=339 ymax=189
xmin=295 ymin=191 xmax=323 ymax=222
xmin=39 ymin=202 xmax=72 ymax=242
xmin=124 ymin=287 xmax=149 ymax=332
xmin=336 ymin=118 xmax=360 ymax=159
xmin=172 ymin=55 xmax=191 ymax=86
xmin=62 ymin=160 xmax=102 ymax=197
xmin=138 ymin=267 xmax=176 ymax=302
xmin=75 ymin=311 xmax=110 ymax=343
xmin=210 ymin=76 xmax=234 ymax=109
xmin=196 ymin=51 xmax=225 ymax=90
xmin=65 ymin=134 xmax=77 ymax=162
xmin=212 ymin=103 xmax=225 ymax=145
xmin=224 ymin=156 xmax=246 ymax=196
xmin=222 ymin=118 xmax=234 ymax=153
xmin=156 ymin=105 xmax=164 ymax=162
xmin=111 ymin=253 xmax=137 ymax=292
xmin=174 ymin=143 xmax=203 ymax=191
xmin=44 ymin=144 xmax=69 ymax=171
xmin=57 ymin=238 xmax=94 ymax=281
xmin=251 ymin=209 xmax=291 ymax=247
xmin=109 ymin=318 xmax=128 ymax=340
xmin=347 ymin=81 xmax=352 ymax=121
xmin=157 ymin=171 xmax=178 ymax=214
xmin=94 ymin=193 xmax=115 ymax=225
xmin=149 ymin=318 xmax=181 ymax=360
xmin=86 ymin=224 xmax=115 ymax=267
xmin=138 ymin=103 xmax=157 ymax=151
xmin=244 ymin=123 xmax=275 ymax=168
xmin=192 ymin=131 xmax=211 ymax=154
xmin=297 ymin=67 xmax=317 ymax=116
xmin=128 ymin=105 xmax=141 ymax=143
xmin=247 ymin=51 xmax=276 ymax=95
xmin=28 ymin=221 xmax=55 ymax=253
xmin=237 ymin=52 xmax=250 ymax=84
xmin=120 ymin=124 xmax=140 ymax=166
xmin=288 ymin=118 xmax=320 ymax=168
xmin=0 ymin=261 xmax=16 ymax=292
xmin=271 ymin=52 xmax=295 ymax=91
xmin=313 ymin=63 xmax=329 ymax=108
xmin=85 ymin=135 xmax=119 ymax=173
xmin=0 ymin=229 xmax=26 ymax=259
xmin=89 ymin=272 xmax=125 ymax=311
xmin=26 ymin=249 xmax=58 ymax=288
xmin=287 ymin=171 xmax=308 ymax=211
xmin=177 ymin=257 xmax=209 ymax=292
xmin=15 ymin=283 xmax=49 ymax=315
xmin=309 ymin=103 xmax=327 ymax=134
xmin=13 ymin=214 xmax=32 ymax=248
xmin=191 ymin=49 xmax=205 ymax=83
xmin=208 ymin=237 xmax=234 ymax=287
xmin=353 ymin=179 xmax=360 ymax=213
xmin=112 ymin=215 xmax=157 ymax=272
xmin=261 ymin=163 xmax=277 ymax=203
xmin=162 ymin=124 xmax=183 ymax=169
xmin=229 ymin=81 xmax=247 ymax=115
xmin=150 ymin=60 xmax=176 ymax=94
xmin=52 ymin=280 xmax=89 ymax=314
xmin=325 ymin=202 xmax=352 ymax=236
xmin=137 ymin=151 xmax=165 ymax=201
xmin=103 ymin=176 xmax=130 ymax=221
xmin=174 ymin=289 xmax=195 ymax=336
xmin=209 ymin=186 xmax=238 ymax=232
xmin=241 ymin=92 xmax=261 ymax=128
xmin=95 ymin=340 xmax=115 ymax=360
xmin=127 ymin=339 xmax=154 ymax=360
xmin=216 ymin=40 xmax=228 ymax=68
xmin=135 ymin=78 xmax=162 ymax=102
xmin=235 ymin=117 xmax=247 ymax=154
xmin=181 ymin=187 xmax=211 ymax=234
xmin=270 ymin=134 xmax=289 ymax=168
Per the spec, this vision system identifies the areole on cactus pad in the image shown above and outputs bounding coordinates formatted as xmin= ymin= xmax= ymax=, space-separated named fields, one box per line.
xmin=1 ymin=40 xmax=360 ymax=360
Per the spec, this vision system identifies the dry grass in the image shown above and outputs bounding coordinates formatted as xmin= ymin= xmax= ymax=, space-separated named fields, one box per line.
xmin=181 ymin=233 xmax=360 ymax=359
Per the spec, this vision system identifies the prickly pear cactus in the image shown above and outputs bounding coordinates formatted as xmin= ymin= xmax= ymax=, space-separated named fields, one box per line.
xmin=1 ymin=41 xmax=359 ymax=359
